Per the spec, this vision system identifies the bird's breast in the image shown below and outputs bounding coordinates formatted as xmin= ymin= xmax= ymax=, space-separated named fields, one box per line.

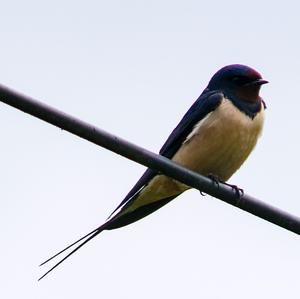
xmin=120 ymin=98 xmax=264 ymax=214
xmin=172 ymin=97 xmax=265 ymax=182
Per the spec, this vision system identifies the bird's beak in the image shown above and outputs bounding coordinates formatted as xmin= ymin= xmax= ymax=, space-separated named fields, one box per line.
xmin=255 ymin=79 xmax=269 ymax=85
xmin=244 ymin=79 xmax=269 ymax=87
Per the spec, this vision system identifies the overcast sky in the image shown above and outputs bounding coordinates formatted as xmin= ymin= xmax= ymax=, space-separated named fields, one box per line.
xmin=1 ymin=1 xmax=299 ymax=298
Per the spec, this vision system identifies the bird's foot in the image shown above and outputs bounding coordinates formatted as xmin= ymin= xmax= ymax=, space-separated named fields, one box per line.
xmin=207 ymin=174 xmax=221 ymax=187
xmin=200 ymin=174 xmax=220 ymax=196
xmin=207 ymin=174 xmax=244 ymax=199
xmin=223 ymin=181 xmax=244 ymax=199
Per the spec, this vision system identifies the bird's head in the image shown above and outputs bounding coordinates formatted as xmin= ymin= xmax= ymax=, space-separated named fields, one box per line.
xmin=207 ymin=64 xmax=268 ymax=103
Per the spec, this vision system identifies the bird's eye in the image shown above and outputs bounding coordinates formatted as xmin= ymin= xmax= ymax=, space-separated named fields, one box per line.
xmin=232 ymin=76 xmax=248 ymax=85
xmin=232 ymin=76 xmax=241 ymax=83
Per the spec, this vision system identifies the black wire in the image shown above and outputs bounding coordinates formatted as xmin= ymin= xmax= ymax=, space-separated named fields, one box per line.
xmin=0 ymin=83 xmax=299 ymax=235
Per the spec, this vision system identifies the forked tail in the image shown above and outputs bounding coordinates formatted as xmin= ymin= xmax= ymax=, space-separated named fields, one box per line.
xmin=38 ymin=223 xmax=107 ymax=281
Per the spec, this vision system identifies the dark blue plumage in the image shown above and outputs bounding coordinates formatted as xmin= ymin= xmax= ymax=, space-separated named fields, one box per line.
xmin=109 ymin=64 xmax=268 ymax=217
xmin=207 ymin=64 xmax=268 ymax=118
xmin=39 ymin=64 xmax=268 ymax=280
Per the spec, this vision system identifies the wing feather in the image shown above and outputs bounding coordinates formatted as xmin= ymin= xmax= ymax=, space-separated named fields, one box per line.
xmin=108 ymin=91 xmax=223 ymax=218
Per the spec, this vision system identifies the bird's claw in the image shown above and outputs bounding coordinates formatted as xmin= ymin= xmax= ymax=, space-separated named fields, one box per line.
xmin=207 ymin=174 xmax=221 ymax=187
xmin=199 ymin=190 xmax=206 ymax=196
xmin=199 ymin=174 xmax=220 ymax=196
xmin=206 ymin=174 xmax=244 ymax=199
xmin=224 ymin=182 xmax=244 ymax=199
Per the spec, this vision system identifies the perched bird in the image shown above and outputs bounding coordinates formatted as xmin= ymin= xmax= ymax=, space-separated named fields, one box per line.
xmin=39 ymin=64 xmax=268 ymax=280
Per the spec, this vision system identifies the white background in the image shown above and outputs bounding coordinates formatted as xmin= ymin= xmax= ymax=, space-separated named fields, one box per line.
xmin=0 ymin=1 xmax=299 ymax=298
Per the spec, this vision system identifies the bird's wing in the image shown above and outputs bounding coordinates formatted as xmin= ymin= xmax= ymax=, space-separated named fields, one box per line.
xmin=39 ymin=91 xmax=223 ymax=280
xmin=159 ymin=91 xmax=223 ymax=158
xmin=107 ymin=90 xmax=223 ymax=219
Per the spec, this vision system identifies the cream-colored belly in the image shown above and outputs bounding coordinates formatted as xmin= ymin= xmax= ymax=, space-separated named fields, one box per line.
xmin=173 ymin=98 xmax=264 ymax=181
xmin=124 ymin=98 xmax=264 ymax=212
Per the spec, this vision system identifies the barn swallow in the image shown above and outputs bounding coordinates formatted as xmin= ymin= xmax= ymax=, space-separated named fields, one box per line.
xmin=39 ymin=64 xmax=268 ymax=280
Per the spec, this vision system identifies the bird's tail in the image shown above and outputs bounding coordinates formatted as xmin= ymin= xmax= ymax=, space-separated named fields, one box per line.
xmin=38 ymin=195 xmax=177 ymax=280
xmin=38 ymin=223 xmax=107 ymax=281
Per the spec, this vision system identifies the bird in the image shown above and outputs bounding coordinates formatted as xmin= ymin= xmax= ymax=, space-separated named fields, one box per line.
xmin=39 ymin=64 xmax=268 ymax=280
